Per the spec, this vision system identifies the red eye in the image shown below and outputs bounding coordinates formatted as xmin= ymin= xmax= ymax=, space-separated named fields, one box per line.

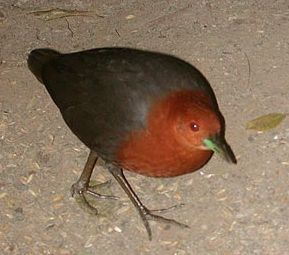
xmin=190 ymin=122 xmax=199 ymax=132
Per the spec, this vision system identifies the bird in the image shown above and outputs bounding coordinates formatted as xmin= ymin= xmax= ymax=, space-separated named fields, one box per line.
xmin=28 ymin=47 xmax=236 ymax=240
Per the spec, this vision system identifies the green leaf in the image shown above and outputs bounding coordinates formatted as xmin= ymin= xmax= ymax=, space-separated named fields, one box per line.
xmin=246 ymin=113 xmax=287 ymax=131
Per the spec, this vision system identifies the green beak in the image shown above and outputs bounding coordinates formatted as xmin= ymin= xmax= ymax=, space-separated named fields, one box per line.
xmin=203 ymin=134 xmax=237 ymax=164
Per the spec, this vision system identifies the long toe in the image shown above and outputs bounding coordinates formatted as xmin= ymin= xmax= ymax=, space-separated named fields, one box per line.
xmin=71 ymin=180 xmax=118 ymax=199
xmin=139 ymin=206 xmax=189 ymax=240
xmin=78 ymin=193 xmax=99 ymax=215
xmin=85 ymin=189 xmax=119 ymax=200
xmin=144 ymin=208 xmax=189 ymax=229
xmin=70 ymin=180 xmax=118 ymax=214
xmin=149 ymin=203 xmax=185 ymax=213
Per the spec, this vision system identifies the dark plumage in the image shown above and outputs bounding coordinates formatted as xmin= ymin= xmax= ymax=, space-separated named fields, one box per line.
xmin=28 ymin=48 xmax=218 ymax=160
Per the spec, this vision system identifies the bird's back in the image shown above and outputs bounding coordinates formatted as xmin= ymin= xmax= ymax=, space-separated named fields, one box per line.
xmin=28 ymin=47 xmax=218 ymax=162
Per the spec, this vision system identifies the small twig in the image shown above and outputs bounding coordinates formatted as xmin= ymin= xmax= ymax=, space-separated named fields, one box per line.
xmin=243 ymin=51 xmax=251 ymax=90
xmin=235 ymin=45 xmax=254 ymax=98
xmin=35 ymin=28 xmax=41 ymax=41
xmin=65 ymin=18 xmax=74 ymax=37
xmin=115 ymin=28 xmax=120 ymax=38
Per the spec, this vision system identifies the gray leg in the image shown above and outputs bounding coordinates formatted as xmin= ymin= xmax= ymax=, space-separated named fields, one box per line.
xmin=108 ymin=164 xmax=189 ymax=240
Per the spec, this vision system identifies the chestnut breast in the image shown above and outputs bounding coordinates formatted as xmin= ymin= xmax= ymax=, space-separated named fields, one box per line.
xmin=116 ymin=91 xmax=214 ymax=177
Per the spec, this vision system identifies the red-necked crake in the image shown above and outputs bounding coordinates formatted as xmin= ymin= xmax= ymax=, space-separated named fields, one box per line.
xmin=28 ymin=47 xmax=236 ymax=240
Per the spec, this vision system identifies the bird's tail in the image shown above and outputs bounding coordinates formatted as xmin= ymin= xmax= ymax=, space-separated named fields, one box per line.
xmin=27 ymin=48 xmax=61 ymax=83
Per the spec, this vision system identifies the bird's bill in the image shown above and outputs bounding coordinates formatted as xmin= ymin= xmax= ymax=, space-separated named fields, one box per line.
xmin=203 ymin=134 xmax=237 ymax=164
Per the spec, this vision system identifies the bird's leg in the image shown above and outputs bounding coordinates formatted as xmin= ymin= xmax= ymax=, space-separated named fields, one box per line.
xmin=71 ymin=150 xmax=118 ymax=213
xmin=108 ymin=165 xmax=189 ymax=240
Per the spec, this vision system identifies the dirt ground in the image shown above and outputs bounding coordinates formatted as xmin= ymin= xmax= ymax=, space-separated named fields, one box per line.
xmin=1 ymin=0 xmax=289 ymax=254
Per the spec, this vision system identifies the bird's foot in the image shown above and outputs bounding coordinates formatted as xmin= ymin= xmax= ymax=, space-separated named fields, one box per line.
xmin=140 ymin=206 xmax=189 ymax=240
xmin=71 ymin=179 xmax=118 ymax=214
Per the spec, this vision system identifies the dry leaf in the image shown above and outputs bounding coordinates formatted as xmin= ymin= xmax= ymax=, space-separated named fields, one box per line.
xmin=29 ymin=8 xmax=103 ymax=21
xmin=246 ymin=113 xmax=287 ymax=131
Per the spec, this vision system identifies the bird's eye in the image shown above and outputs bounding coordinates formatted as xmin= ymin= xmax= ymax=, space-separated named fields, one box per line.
xmin=190 ymin=122 xmax=199 ymax=132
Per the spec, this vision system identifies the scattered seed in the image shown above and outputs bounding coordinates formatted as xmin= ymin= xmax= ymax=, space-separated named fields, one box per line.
xmin=116 ymin=205 xmax=130 ymax=215
xmin=53 ymin=203 xmax=64 ymax=209
xmin=20 ymin=176 xmax=28 ymax=185
xmin=161 ymin=240 xmax=179 ymax=246
xmin=174 ymin=193 xmax=182 ymax=200
xmin=26 ymin=174 xmax=34 ymax=184
xmin=204 ymin=173 xmax=215 ymax=178
xmin=114 ymin=226 xmax=122 ymax=233
xmin=45 ymin=223 xmax=55 ymax=230
xmin=33 ymin=162 xmax=40 ymax=169
xmin=28 ymin=189 xmax=37 ymax=197
xmin=0 ymin=193 xmax=7 ymax=199
xmin=216 ymin=196 xmax=227 ymax=201
xmin=84 ymin=235 xmax=97 ymax=248
xmin=7 ymin=164 xmax=17 ymax=168
xmin=216 ymin=189 xmax=226 ymax=195
xmin=6 ymin=214 xmax=13 ymax=219
xmin=229 ymin=221 xmax=237 ymax=231
xmin=125 ymin=14 xmax=136 ymax=20
xmin=156 ymin=184 xmax=164 ymax=191
xmin=52 ymin=195 xmax=64 ymax=202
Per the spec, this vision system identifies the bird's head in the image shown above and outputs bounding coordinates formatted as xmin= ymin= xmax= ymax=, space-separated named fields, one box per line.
xmin=167 ymin=90 xmax=237 ymax=164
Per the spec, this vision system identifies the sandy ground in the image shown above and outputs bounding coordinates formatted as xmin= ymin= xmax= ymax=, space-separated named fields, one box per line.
xmin=1 ymin=0 xmax=289 ymax=254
